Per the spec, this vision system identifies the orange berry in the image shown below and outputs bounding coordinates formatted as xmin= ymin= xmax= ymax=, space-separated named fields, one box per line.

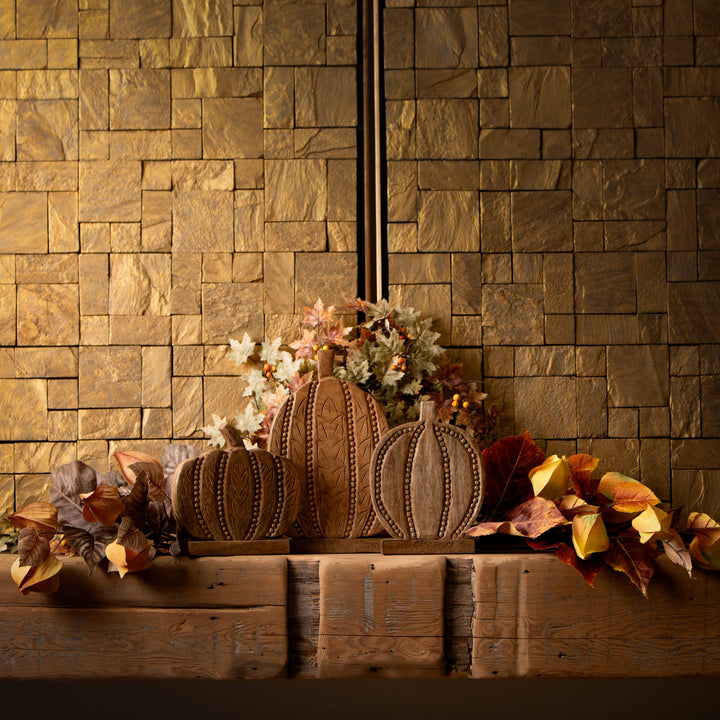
xmin=271 ymin=365 xmax=277 ymax=372
xmin=391 ymin=364 xmax=398 ymax=371
xmin=452 ymin=393 xmax=461 ymax=401
xmin=312 ymin=344 xmax=319 ymax=352
xmin=462 ymin=401 xmax=470 ymax=409
xmin=322 ymin=343 xmax=329 ymax=351
xmin=265 ymin=371 xmax=272 ymax=378
xmin=451 ymin=400 xmax=459 ymax=408
xmin=263 ymin=363 xmax=271 ymax=372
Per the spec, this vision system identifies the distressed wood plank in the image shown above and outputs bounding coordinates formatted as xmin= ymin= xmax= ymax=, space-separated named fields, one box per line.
xmin=185 ymin=538 xmax=291 ymax=556
xmin=0 ymin=607 xmax=287 ymax=679
xmin=0 ymin=555 xmax=287 ymax=608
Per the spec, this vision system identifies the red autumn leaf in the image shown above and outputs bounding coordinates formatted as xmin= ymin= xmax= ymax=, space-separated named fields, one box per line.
xmin=465 ymin=496 xmax=567 ymax=539
xmin=81 ymin=485 xmax=125 ymax=526
xmin=555 ymin=542 xmax=606 ymax=587
xmin=601 ymin=537 xmax=657 ymax=596
xmin=18 ymin=526 xmax=52 ymax=568
xmin=480 ymin=431 xmax=545 ymax=518
xmin=567 ymin=453 xmax=600 ymax=499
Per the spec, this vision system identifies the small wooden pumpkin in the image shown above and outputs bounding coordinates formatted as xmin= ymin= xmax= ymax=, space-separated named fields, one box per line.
xmin=370 ymin=400 xmax=485 ymax=539
xmin=171 ymin=424 xmax=302 ymax=540
xmin=269 ymin=349 xmax=390 ymax=539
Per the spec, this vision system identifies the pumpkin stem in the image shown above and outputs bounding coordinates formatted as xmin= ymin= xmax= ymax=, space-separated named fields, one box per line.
xmin=219 ymin=422 xmax=246 ymax=450
xmin=419 ymin=399 xmax=437 ymax=423
xmin=317 ymin=349 xmax=335 ymax=379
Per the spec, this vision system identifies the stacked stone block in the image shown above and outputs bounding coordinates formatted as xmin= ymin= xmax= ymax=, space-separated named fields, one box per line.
xmin=385 ymin=0 xmax=720 ymax=513
xmin=0 ymin=0 xmax=358 ymax=517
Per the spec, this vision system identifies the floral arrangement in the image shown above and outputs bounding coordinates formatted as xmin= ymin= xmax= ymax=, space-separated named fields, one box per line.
xmin=202 ymin=298 xmax=501 ymax=450
xmin=466 ymin=432 xmax=720 ymax=595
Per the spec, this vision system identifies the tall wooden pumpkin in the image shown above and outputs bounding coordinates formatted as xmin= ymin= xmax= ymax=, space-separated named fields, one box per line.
xmin=370 ymin=400 xmax=485 ymax=539
xmin=269 ymin=349 xmax=390 ymax=538
xmin=171 ymin=424 xmax=302 ymax=540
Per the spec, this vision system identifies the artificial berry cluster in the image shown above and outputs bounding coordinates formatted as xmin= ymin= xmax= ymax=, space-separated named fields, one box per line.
xmin=451 ymin=393 xmax=470 ymax=410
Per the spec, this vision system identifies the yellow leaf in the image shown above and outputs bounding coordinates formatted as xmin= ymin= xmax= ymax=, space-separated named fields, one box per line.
xmin=529 ymin=455 xmax=570 ymax=500
xmin=597 ymin=472 xmax=660 ymax=513
xmin=11 ymin=553 xmax=62 ymax=595
xmin=106 ymin=537 xmax=153 ymax=579
xmin=8 ymin=502 xmax=58 ymax=534
xmin=632 ymin=505 xmax=670 ymax=543
xmin=572 ymin=513 xmax=610 ymax=560
xmin=113 ymin=450 xmax=162 ymax=486
xmin=687 ymin=512 xmax=720 ymax=570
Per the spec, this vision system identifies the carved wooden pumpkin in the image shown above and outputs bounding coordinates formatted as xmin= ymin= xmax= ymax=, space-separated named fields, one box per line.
xmin=370 ymin=400 xmax=485 ymax=539
xmin=269 ymin=349 xmax=390 ymax=538
xmin=171 ymin=424 xmax=302 ymax=540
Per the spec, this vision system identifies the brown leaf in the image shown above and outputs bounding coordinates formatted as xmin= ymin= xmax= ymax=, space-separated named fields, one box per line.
xmin=129 ymin=461 xmax=166 ymax=503
xmin=18 ymin=527 xmax=51 ymax=568
xmin=61 ymin=525 xmax=118 ymax=572
xmin=114 ymin=450 xmax=162 ymax=486
xmin=49 ymin=461 xmax=99 ymax=529
xmin=601 ymin=537 xmax=657 ymax=596
xmin=567 ymin=453 xmax=599 ymax=498
xmin=116 ymin=516 xmax=150 ymax=554
xmin=556 ymin=542 xmax=606 ymax=587
xmin=661 ymin=529 xmax=693 ymax=578
xmin=8 ymin=502 xmax=58 ymax=534
xmin=122 ymin=471 xmax=149 ymax=526
xmin=80 ymin=485 xmax=125 ymax=526
xmin=465 ymin=496 xmax=567 ymax=539
xmin=11 ymin=554 xmax=62 ymax=595
xmin=481 ymin=431 xmax=545 ymax=518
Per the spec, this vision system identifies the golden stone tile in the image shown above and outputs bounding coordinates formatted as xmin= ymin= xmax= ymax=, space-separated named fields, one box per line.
xmin=0 ymin=347 xmax=14 ymax=377
xmin=0 ymin=40 xmax=47 ymax=69
xmin=232 ymin=252 xmax=262 ymax=283
xmin=172 ymin=375 xmax=203 ymax=438
xmin=141 ymin=191 xmax=171 ymax=251
xmin=110 ymin=69 xmax=170 ymax=130
xmin=295 ymin=252 xmax=356 ymax=311
xmin=0 ymin=475 xmax=12 ymax=517
xmin=234 ymin=6 xmax=262 ymax=67
xmin=108 ymin=439 xmax=168 ymax=465
xmin=0 ymin=254 xmax=13 ymax=283
xmin=171 ymin=67 xmax=261 ymax=98
xmin=79 ymin=253 xmax=108 ymax=314
xmin=110 ymin=222 xmax=140 ymax=252
xmin=0 ymin=192 xmax=48 ymax=253
xmin=79 ymin=130 xmax=109 ymax=159
xmin=295 ymin=67 xmax=357 ymax=128
xmin=48 ymin=39 xmax=78 ymax=69
xmin=172 ymin=160 xmax=234 ymax=191
xmin=202 ymin=253 xmax=232 ymax=283
xmin=389 ymin=282 xmax=452 ymax=345
xmin=78 ymin=346 xmax=141 ymax=408
xmin=173 ymin=0 xmax=233 ymax=38
xmin=263 ymin=66 xmax=293 ymax=129
xmin=172 ymin=98 xmax=201 ymax=129
xmin=263 ymin=252 xmax=293 ymax=314
xmin=0 ymin=284 xmax=14 ymax=345
xmin=203 ymin=376 xmax=248 ymax=427
xmin=265 ymin=159 xmax=327 ymax=222
xmin=203 ymin=97 xmax=262 ymax=159
xmin=294 ymin=129 xmax=357 ymax=160
xmin=15 ymin=347 xmax=78 ymax=378
xmin=171 ymin=128 xmax=201 ymax=158
xmin=142 ymin=160 xmax=172 ymax=190
xmin=328 ymin=221 xmax=356 ymax=252
xmin=78 ymin=407 xmax=141 ymax=440
xmin=142 ymin=407 xmax=172 ymax=439
xmin=0 ymin=161 xmax=16 ymax=190
xmin=201 ymin=282 xmax=263 ymax=344
xmin=170 ymin=252 xmax=201 ymax=315
xmin=264 ymin=314 xmax=301 ymax=344
xmin=0 ymin=1 xmax=13 ymax=40
xmin=79 ymin=40 xmax=139 ymax=69
xmin=48 ymin=410 xmax=78 ymax=441
xmin=109 ymin=315 xmax=171 ymax=345
xmin=109 ymin=0 xmax=171 ymax=39
xmin=264 ymin=3 xmax=325 ymax=65
xmin=16 ymin=161 xmax=78 ymax=191
xmin=79 ymin=69 xmax=108 ymax=130
xmin=17 ymin=70 xmax=78 ymax=99
xmin=79 ymin=160 xmax=142 ymax=222
xmin=16 ymin=253 xmax=77 ymax=284
xmin=139 ymin=39 xmax=169 ymax=69
xmin=14 ymin=441 xmax=75 ymax=474
xmin=172 ymin=190 xmax=234 ymax=251
xmin=264 ymin=221 xmax=324 ymax=252
xmin=15 ymin=474 xmax=53 ymax=508
xmin=79 ymin=10 xmax=109 ymax=41
xmin=173 ymin=345 xmax=203 ymax=377
xmin=48 ymin=191 xmax=79 ymax=252
xmin=80 ymin=315 xmax=108 ymax=345
xmin=142 ymin=346 xmax=171 ymax=408
xmin=171 ymin=314 xmax=202 ymax=345
xmin=0 ymin=442 xmax=12 ymax=473
xmin=17 ymin=99 xmax=78 ymax=161
xmin=451 ymin=316 xmax=483 ymax=347
xmin=0 ymin=99 xmax=14 ymax=162
xmin=76 ymin=438 xmax=109 ymax=472
xmin=203 ymin=345 xmax=246 ymax=377
xmin=327 ymin=36 xmax=356 ymax=66
xmin=17 ymin=0 xmax=77 ymax=38
xmin=0 ymin=70 xmax=14 ymax=98
xmin=234 ymin=159 xmax=263 ymax=189
xmin=109 ymin=130 xmax=172 ymax=160
xmin=48 ymin=378 xmax=77 ymax=409
xmin=387 ymin=223 xmax=418 ymax=253
xmin=264 ymin=129 xmax=293 ymax=159
xmin=169 ymin=38 xmax=232 ymax=68
xmin=17 ymin=284 xmax=79 ymax=347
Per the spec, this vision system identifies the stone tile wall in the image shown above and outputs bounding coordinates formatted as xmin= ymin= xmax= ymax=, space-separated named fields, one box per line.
xmin=385 ymin=0 xmax=720 ymax=513
xmin=0 ymin=0 xmax=358 ymax=516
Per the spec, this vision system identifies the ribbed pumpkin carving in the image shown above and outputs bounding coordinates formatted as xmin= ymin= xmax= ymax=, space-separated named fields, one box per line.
xmin=370 ymin=400 xmax=485 ymax=539
xmin=268 ymin=350 xmax=390 ymax=538
xmin=171 ymin=424 xmax=302 ymax=540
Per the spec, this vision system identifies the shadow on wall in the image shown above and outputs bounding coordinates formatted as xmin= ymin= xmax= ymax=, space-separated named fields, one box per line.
xmin=0 ymin=678 xmax=716 ymax=720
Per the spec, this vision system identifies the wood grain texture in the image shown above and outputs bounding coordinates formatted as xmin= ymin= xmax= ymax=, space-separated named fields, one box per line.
xmin=1 ymin=607 xmax=287 ymax=679
xmin=185 ymin=538 xmax=291 ymax=556
xmin=171 ymin=439 xmax=302 ymax=541
xmin=269 ymin=350 xmax=390 ymax=538
xmin=370 ymin=400 xmax=485 ymax=539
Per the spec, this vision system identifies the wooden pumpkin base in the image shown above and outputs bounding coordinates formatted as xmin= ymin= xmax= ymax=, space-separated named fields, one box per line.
xmin=184 ymin=538 xmax=291 ymax=556
xmin=381 ymin=538 xmax=476 ymax=554
xmin=288 ymin=538 xmax=384 ymax=554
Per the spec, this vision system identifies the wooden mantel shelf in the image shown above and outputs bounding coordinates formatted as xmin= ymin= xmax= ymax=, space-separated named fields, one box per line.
xmin=1 ymin=553 xmax=718 ymax=680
